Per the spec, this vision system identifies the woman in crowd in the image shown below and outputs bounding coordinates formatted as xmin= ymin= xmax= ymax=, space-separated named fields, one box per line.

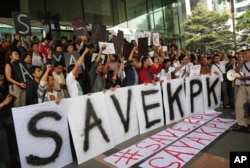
xmin=5 ymin=50 xmax=27 ymax=107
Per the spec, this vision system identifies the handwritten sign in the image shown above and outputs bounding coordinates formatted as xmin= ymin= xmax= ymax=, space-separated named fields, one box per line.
xmin=12 ymin=12 xmax=32 ymax=36
xmin=98 ymin=42 xmax=115 ymax=54
xmin=12 ymin=100 xmax=73 ymax=168
xmin=153 ymin=33 xmax=160 ymax=46
xmin=71 ymin=18 xmax=89 ymax=37
xmin=189 ymin=65 xmax=201 ymax=76
xmin=11 ymin=60 xmax=33 ymax=83
xmin=91 ymin=24 xmax=107 ymax=44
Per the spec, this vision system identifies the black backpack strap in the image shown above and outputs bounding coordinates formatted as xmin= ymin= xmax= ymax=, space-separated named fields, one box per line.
xmin=243 ymin=63 xmax=250 ymax=73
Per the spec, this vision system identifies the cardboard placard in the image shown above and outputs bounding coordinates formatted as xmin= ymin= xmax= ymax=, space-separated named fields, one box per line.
xmin=64 ymin=51 xmax=84 ymax=71
xmin=71 ymin=18 xmax=89 ymax=38
xmin=91 ymin=24 xmax=107 ymax=44
xmin=112 ymin=35 xmax=122 ymax=55
xmin=138 ymin=37 xmax=148 ymax=57
xmin=12 ymin=12 xmax=32 ymax=36
xmin=11 ymin=60 xmax=33 ymax=83
xmin=52 ymin=51 xmax=64 ymax=64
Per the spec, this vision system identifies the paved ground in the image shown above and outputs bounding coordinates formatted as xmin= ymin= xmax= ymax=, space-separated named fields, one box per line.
xmin=64 ymin=107 xmax=250 ymax=168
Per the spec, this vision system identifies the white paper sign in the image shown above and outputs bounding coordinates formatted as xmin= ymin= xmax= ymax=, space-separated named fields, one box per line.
xmin=143 ymin=31 xmax=151 ymax=45
xmin=153 ymin=33 xmax=160 ymax=46
xmin=67 ymin=93 xmax=114 ymax=165
xmin=12 ymin=100 xmax=73 ymax=168
xmin=104 ymin=87 xmax=139 ymax=145
xmin=133 ymin=83 xmax=164 ymax=134
xmin=98 ymin=42 xmax=116 ymax=54
xmin=189 ymin=65 xmax=201 ymax=76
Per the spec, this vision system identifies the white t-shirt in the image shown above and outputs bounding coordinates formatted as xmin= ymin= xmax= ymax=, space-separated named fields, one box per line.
xmin=159 ymin=66 xmax=175 ymax=81
xmin=175 ymin=65 xmax=189 ymax=78
xmin=66 ymin=72 xmax=83 ymax=97
xmin=211 ymin=61 xmax=228 ymax=82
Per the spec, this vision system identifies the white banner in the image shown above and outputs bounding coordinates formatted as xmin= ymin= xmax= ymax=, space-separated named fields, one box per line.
xmin=133 ymin=83 xmax=164 ymax=134
xmin=104 ymin=87 xmax=139 ymax=145
xmin=67 ymin=93 xmax=115 ymax=165
xmin=162 ymin=78 xmax=187 ymax=124
xmin=12 ymin=100 xmax=72 ymax=168
xmin=12 ymin=75 xmax=221 ymax=166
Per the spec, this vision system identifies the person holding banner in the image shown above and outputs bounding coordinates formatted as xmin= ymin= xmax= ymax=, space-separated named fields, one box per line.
xmin=200 ymin=56 xmax=211 ymax=75
xmin=105 ymin=57 xmax=125 ymax=90
xmin=88 ymin=45 xmax=107 ymax=93
xmin=138 ymin=56 xmax=156 ymax=85
xmin=174 ymin=54 xmax=190 ymax=78
xmin=37 ymin=64 xmax=61 ymax=104
xmin=211 ymin=54 xmax=229 ymax=108
xmin=150 ymin=56 xmax=163 ymax=81
xmin=159 ymin=59 xmax=176 ymax=82
xmin=66 ymin=46 xmax=90 ymax=97
xmin=26 ymin=66 xmax=43 ymax=105
xmin=53 ymin=62 xmax=69 ymax=98
xmin=5 ymin=50 xmax=27 ymax=107
xmin=123 ymin=46 xmax=140 ymax=87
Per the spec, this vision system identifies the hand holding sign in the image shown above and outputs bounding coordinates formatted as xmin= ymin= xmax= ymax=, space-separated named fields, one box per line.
xmin=98 ymin=42 xmax=115 ymax=54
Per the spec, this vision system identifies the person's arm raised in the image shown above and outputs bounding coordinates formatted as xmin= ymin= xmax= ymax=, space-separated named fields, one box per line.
xmin=72 ymin=47 xmax=90 ymax=77
xmin=41 ymin=64 xmax=52 ymax=83
xmin=117 ymin=56 xmax=125 ymax=78
xmin=128 ymin=47 xmax=137 ymax=61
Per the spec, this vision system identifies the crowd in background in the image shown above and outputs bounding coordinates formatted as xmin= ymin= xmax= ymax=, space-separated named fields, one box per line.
xmin=0 ymin=31 xmax=250 ymax=167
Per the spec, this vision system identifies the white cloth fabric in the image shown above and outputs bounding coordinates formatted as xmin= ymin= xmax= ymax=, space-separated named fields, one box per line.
xmin=66 ymin=72 xmax=83 ymax=98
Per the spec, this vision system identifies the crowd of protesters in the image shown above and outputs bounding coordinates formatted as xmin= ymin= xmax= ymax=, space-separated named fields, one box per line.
xmin=1 ymin=31 xmax=250 ymax=167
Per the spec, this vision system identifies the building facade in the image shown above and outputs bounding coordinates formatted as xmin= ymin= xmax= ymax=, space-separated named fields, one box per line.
xmin=1 ymin=0 xmax=248 ymax=47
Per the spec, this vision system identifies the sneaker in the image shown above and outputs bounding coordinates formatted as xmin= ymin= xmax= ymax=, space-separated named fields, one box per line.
xmin=232 ymin=125 xmax=250 ymax=133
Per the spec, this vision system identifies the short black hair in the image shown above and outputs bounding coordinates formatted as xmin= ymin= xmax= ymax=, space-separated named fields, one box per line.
xmin=213 ymin=54 xmax=220 ymax=59
xmin=141 ymin=56 xmax=149 ymax=65
xmin=67 ymin=64 xmax=75 ymax=72
xmin=4 ymin=33 xmax=11 ymax=39
xmin=61 ymin=36 xmax=67 ymax=41
xmin=54 ymin=61 xmax=65 ymax=67
xmin=29 ymin=66 xmax=42 ymax=76
xmin=178 ymin=54 xmax=186 ymax=61
xmin=163 ymin=59 xmax=171 ymax=64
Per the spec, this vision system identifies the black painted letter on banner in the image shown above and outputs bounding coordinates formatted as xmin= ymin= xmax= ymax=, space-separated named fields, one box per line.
xmin=190 ymin=79 xmax=202 ymax=112
xmin=141 ymin=90 xmax=161 ymax=128
xmin=26 ymin=111 xmax=62 ymax=165
xmin=84 ymin=99 xmax=110 ymax=152
xmin=206 ymin=77 xmax=219 ymax=107
xmin=167 ymin=83 xmax=184 ymax=120
xmin=110 ymin=89 xmax=132 ymax=132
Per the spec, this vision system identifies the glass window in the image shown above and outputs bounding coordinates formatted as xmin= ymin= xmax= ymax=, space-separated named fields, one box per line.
xmin=84 ymin=0 xmax=113 ymax=25
xmin=126 ymin=0 xmax=147 ymax=20
xmin=128 ymin=14 xmax=148 ymax=30
xmin=236 ymin=0 xmax=246 ymax=3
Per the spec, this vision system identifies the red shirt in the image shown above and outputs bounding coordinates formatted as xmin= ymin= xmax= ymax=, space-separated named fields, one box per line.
xmin=138 ymin=66 xmax=154 ymax=84
xmin=39 ymin=43 xmax=50 ymax=60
